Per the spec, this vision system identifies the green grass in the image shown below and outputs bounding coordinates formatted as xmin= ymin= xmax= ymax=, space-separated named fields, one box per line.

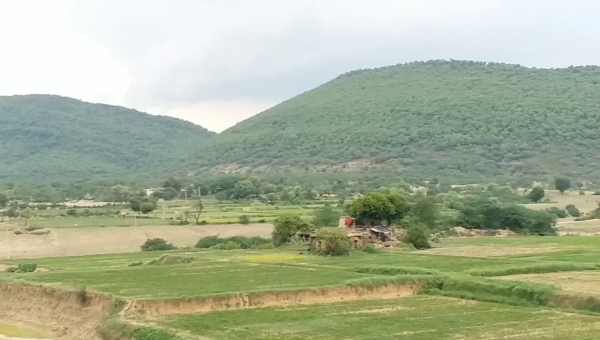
xmin=5 ymin=254 xmax=366 ymax=298
xmin=5 ymin=235 xmax=600 ymax=338
xmin=157 ymin=295 xmax=600 ymax=340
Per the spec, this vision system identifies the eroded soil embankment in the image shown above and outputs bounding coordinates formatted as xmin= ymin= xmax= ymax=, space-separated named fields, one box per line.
xmin=0 ymin=281 xmax=115 ymax=340
xmin=124 ymin=283 xmax=423 ymax=317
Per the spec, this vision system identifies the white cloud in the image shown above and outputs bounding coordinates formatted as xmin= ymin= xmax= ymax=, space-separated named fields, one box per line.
xmin=2 ymin=0 xmax=600 ymax=131
xmin=0 ymin=1 xmax=130 ymax=105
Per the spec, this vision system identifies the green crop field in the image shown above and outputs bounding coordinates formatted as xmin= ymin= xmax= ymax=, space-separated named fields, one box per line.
xmin=158 ymin=295 xmax=600 ymax=340
xmin=4 ymin=236 xmax=600 ymax=339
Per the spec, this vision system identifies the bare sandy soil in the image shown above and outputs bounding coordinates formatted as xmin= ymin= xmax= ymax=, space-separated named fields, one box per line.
xmin=557 ymin=219 xmax=600 ymax=235
xmin=0 ymin=224 xmax=273 ymax=259
xmin=419 ymin=245 xmax=570 ymax=258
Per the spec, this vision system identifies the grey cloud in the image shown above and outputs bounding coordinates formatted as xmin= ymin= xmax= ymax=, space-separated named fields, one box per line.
xmin=68 ymin=0 xmax=600 ymax=117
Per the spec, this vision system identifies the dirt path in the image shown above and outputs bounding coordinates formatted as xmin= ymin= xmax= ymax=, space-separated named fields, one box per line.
xmin=0 ymin=224 xmax=273 ymax=259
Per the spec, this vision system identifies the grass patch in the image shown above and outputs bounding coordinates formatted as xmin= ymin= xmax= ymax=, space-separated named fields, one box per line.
xmin=147 ymin=255 xmax=196 ymax=266
xmin=156 ymin=295 xmax=600 ymax=340
xmin=354 ymin=266 xmax=442 ymax=276
xmin=464 ymin=262 xmax=600 ymax=277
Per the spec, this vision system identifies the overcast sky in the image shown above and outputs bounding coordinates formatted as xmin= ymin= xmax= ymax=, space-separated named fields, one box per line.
xmin=1 ymin=0 xmax=599 ymax=132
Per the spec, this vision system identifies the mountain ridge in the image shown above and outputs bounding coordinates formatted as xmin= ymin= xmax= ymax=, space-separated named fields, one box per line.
xmin=183 ymin=60 xmax=600 ymax=183
xmin=0 ymin=94 xmax=215 ymax=181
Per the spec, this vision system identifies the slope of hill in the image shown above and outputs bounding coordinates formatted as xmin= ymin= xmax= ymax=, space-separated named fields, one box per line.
xmin=0 ymin=95 xmax=215 ymax=181
xmin=187 ymin=60 xmax=600 ymax=183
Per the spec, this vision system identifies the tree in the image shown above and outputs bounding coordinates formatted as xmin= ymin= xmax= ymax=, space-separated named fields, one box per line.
xmin=231 ymin=179 xmax=259 ymax=199
xmin=265 ymin=193 xmax=279 ymax=205
xmin=0 ymin=193 xmax=8 ymax=208
xmin=153 ymin=187 xmax=178 ymax=201
xmin=110 ymin=185 xmax=131 ymax=203
xmin=555 ymin=178 xmax=571 ymax=194
xmin=272 ymin=213 xmax=313 ymax=246
xmin=384 ymin=193 xmax=410 ymax=224
xmin=163 ymin=177 xmax=183 ymax=191
xmin=140 ymin=202 xmax=156 ymax=214
xmin=238 ymin=215 xmax=250 ymax=224
xmin=565 ymin=204 xmax=581 ymax=217
xmin=130 ymin=197 xmax=156 ymax=215
xmin=20 ymin=208 xmax=34 ymax=226
xmin=529 ymin=186 xmax=545 ymax=203
xmin=191 ymin=199 xmax=204 ymax=224
xmin=346 ymin=192 xmax=395 ymax=226
xmin=313 ymin=204 xmax=339 ymax=228
xmin=402 ymin=219 xmax=431 ymax=250
xmin=311 ymin=228 xmax=351 ymax=256
xmin=409 ymin=197 xmax=440 ymax=229
xmin=140 ymin=238 xmax=175 ymax=251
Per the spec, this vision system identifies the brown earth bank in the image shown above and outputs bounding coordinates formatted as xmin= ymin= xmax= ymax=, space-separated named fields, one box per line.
xmin=0 ymin=281 xmax=116 ymax=340
xmin=0 ymin=224 xmax=273 ymax=259
xmin=123 ymin=283 xmax=423 ymax=317
xmin=0 ymin=280 xmax=422 ymax=340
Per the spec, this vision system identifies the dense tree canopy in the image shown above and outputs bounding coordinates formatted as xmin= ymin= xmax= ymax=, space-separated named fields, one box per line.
xmin=185 ymin=60 xmax=600 ymax=184
xmin=0 ymin=95 xmax=214 ymax=181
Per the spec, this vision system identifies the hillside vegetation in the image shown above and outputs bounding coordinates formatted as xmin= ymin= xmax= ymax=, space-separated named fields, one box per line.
xmin=188 ymin=60 xmax=600 ymax=183
xmin=0 ymin=95 xmax=215 ymax=181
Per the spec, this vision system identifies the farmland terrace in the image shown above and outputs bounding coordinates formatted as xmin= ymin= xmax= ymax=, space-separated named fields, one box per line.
xmin=3 ymin=236 xmax=600 ymax=339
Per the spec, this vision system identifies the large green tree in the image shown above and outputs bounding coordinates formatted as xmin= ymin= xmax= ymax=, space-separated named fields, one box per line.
xmin=346 ymin=192 xmax=409 ymax=226
xmin=529 ymin=186 xmax=545 ymax=203
xmin=272 ymin=214 xmax=314 ymax=246
xmin=554 ymin=178 xmax=571 ymax=194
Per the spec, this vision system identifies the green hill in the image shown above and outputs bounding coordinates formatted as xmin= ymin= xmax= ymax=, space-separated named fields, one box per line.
xmin=0 ymin=95 xmax=215 ymax=181
xmin=188 ymin=60 xmax=600 ymax=183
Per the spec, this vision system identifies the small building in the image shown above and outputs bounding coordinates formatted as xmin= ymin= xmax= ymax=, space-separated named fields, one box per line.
xmin=307 ymin=217 xmax=399 ymax=251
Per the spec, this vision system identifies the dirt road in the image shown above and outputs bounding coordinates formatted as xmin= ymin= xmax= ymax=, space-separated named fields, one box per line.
xmin=0 ymin=224 xmax=273 ymax=259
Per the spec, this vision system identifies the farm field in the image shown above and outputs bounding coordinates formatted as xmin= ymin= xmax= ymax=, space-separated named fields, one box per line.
xmin=4 ymin=233 xmax=600 ymax=338
xmin=0 ymin=224 xmax=274 ymax=259
xmin=1 ymin=200 xmax=331 ymax=230
xmin=157 ymin=295 xmax=600 ymax=340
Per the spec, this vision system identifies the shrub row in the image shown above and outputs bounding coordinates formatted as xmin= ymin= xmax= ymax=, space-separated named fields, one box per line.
xmin=195 ymin=236 xmax=273 ymax=250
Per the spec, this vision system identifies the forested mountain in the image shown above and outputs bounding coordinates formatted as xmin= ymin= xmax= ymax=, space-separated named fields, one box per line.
xmin=186 ymin=60 xmax=600 ymax=183
xmin=0 ymin=95 xmax=215 ymax=181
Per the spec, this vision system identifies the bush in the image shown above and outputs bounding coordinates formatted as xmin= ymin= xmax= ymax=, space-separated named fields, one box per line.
xmin=140 ymin=238 xmax=176 ymax=252
xmin=456 ymin=202 xmax=557 ymax=235
xmin=362 ymin=244 xmax=379 ymax=254
xmin=6 ymin=263 xmax=38 ymax=273
xmin=311 ymin=228 xmax=351 ymax=256
xmin=3 ymin=209 xmax=19 ymax=218
xmin=195 ymin=236 xmax=222 ymax=248
xmin=565 ymin=204 xmax=581 ymax=217
xmin=272 ymin=213 xmax=314 ymax=246
xmin=402 ymin=220 xmax=431 ymax=250
xmin=256 ymin=243 xmax=275 ymax=249
xmin=546 ymin=207 xmax=568 ymax=218
xmin=13 ymin=230 xmax=23 ymax=235
xmin=195 ymin=236 xmax=272 ymax=249
xmin=213 ymin=241 xmax=240 ymax=250
xmin=238 ymin=215 xmax=250 ymax=224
